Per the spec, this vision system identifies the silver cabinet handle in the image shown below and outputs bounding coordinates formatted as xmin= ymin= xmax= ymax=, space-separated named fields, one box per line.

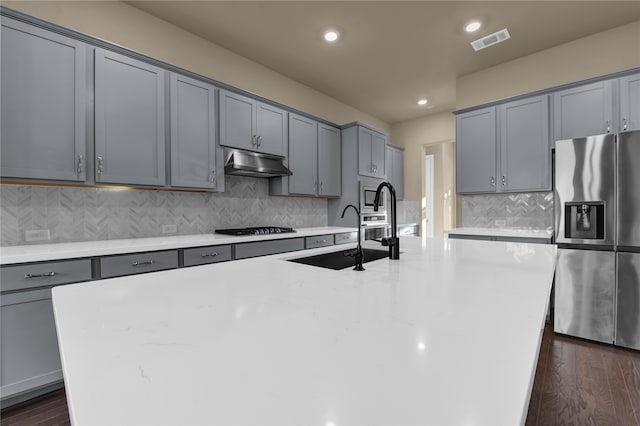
xmin=96 ymin=156 xmax=104 ymax=175
xmin=502 ymin=175 xmax=506 ymax=186
xmin=132 ymin=260 xmax=154 ymax=267
xmin=24 ymin=272 xmax=56 ymax=279
xmin=315 ymin=239 xmax=327 ymax=244
xmin=76 ymin=154 xmax=84 ymax=174
xmin=623 ymin=117 xmax=628 ymax=131
xmin=314 ymin=180 xmax=317 ymax=192
xmin=491 ymin=176 xmax=495 ymax=187
xmin=606 ymin=119 xmax=611 ymax=133
xmin=201 ymin=252 xmax=218 ymax=258
xmin=210 ymin=169 xmax=216 ymax=183
xmin=257 ymin=135 xmax=262 ymax=147
xmin=372 ymin=164 xmax=378 ymax=173
xmin=320 ymin=181 xmax=323 ymax=193
xmin=251 ymin=135 xmax=257 ymax=146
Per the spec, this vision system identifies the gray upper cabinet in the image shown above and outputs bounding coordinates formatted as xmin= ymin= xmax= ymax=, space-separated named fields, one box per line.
xmin=553 ymin=79 xmax=615 ymax=141
xmin=219 ymin=89 xmax=287 ymax=157
xmin=288 ymin=114 xmax=318 ymax=195
xmin=357 ymin=126 xmax=386 ymax=179
xmin=1 ymin=17 xmax=87 ymax=182
xmin=317 ymin=123 xmax=341 ymax=197
xmin=620 ymin=73 xmax=640 ymax=132
xmin=456 ymin=107 xmax=497 ymax=193
xmin=170 ymin=73 xmax=217 ymax=190
xmin=386 ymin=145 xmax=404 ymax=200
xmin=270 ymin=116 xmax=340 ymax=197
xmin=94 ymin=48 xmax=166 ymax=186
xmin=499 ymin=95 xmax=551 ymax=192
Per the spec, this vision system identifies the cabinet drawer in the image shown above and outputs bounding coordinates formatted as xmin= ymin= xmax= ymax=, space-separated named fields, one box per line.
xmin=305 ymin=234 xmax=334 ymax=249
xmin=235 ymin=238 xmax=304 ymax=260
xmin=335 ymin=232 xmax=358 ymax=245
xmin=100 ymin=250 xmax=178 ymax=279
xmin=183 ymin=245 xmax=232 ymax=267
xmin=1 ymin=259 xmax=92 ymax=293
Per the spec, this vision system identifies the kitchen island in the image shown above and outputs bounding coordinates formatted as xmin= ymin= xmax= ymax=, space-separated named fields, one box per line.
xmin=52 ymin=236 xmax=556 ymax=425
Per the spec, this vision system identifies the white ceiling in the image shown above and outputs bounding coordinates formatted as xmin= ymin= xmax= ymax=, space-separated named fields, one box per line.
xmin=127 ymin=1 xmax=640 ymax=124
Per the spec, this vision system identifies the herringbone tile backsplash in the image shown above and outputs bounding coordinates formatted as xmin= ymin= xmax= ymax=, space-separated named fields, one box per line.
xmin=0 ymin=176 xmax=327 ymax=245
xmin=461 ymin=192 xmax=553 ymax=229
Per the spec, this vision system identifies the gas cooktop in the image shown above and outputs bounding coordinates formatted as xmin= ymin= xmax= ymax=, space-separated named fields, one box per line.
xmin=215 ymin=227 xmax=296 ymax=236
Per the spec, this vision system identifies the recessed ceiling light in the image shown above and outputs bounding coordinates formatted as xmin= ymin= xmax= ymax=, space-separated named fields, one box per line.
xmin=465 ymin=21 xmax=481 ymax=33
xmin=323 ymin=30 xmax=339 ymax=42
xmin=418 ymin=99 xmax=428 ymax=106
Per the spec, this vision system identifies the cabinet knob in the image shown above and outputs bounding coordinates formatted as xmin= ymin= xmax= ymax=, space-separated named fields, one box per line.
xmin=76 ymin=154 xmax=84 ymax=174
xmin=96 ymin=156 xmax=104 ymax=175
xmin=490 ymin=176 xmax=495 ymax=187
xmin=623 ymin=117 xmax=628 ymax=131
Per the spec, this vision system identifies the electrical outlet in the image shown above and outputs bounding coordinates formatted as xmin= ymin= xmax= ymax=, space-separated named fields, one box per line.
xmin=494 ymin=220 xmax=506 ymax=227
xmin=25 ymin=229 xmax=50 ymax=242
xmin=162 ymin=224 xmax=177 ymax=234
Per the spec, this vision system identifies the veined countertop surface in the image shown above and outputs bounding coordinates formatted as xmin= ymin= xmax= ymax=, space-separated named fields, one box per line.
xmin=0 ymin=227 xmax=356 ymax=265
xmin=444 ymin=227 xmax=554 ymax=240
xmin=52 ymin=237 xmax=557 ymax=426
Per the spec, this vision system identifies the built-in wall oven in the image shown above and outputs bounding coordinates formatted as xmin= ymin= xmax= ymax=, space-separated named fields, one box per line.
xmin=359 ymin=183 xmax=389 ymax=242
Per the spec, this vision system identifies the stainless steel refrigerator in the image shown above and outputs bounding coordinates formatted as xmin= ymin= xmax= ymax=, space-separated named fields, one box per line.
xmin=554 ymin=130 xmax=640 ymax=350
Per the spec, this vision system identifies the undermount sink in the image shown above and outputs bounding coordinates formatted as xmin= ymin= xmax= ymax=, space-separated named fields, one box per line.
xmin=288 ymin=248 xmax=390 ymax=270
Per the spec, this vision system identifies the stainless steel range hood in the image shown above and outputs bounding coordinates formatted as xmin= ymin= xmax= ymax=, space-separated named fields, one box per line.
xmin=223 ymin=148 xmax=292 ymax=178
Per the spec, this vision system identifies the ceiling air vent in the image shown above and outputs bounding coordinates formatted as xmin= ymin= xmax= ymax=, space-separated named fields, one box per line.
xmin=470 ymin=28 xmax=511 ymax=51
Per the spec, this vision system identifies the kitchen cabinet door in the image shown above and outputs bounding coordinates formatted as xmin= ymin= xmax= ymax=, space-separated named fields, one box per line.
xmin=95 ymin=49 xmax=166 ymax=186
xmin=456 ymin=106 xmax=497 ymax=193
xmin=499 ymin=95 xmax=550 ymax=192
xmin=358 ymin=126 xmax=386 ymax=178
xmin=288 ymin=114 xmax=318 ymax=195
xmin=219 ymin=89 xmax=257 ymax=152
xmin=553 ymin=80 xmax=615 ymax=141
xmin=1 ymin=17 xmax=87 ymax=182
xmin=256 ymin=102 xmax=288 ymax=157
xmin=170 ymin=73 xmax=217 ymax=190
xmin=386 ymin=145 xmax=404 ymax=200
xmin=620 ymin=73 xmax=640 ymax=132
xmin=317 ymin=123 xmax=341 ymax=197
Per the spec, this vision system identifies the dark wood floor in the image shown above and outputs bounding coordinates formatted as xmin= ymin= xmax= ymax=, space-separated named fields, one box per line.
xmin=2 ymin=324 xmax=639 ymax=426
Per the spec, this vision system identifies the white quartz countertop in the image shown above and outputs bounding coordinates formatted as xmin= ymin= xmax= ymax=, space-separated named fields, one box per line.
xmin=0 ymin=227 xmax=356 ymax=265
xmin=445 ymin=227 xmax=553 ymax=240
xmin=52 ymin=237 xmax=556 ymax=426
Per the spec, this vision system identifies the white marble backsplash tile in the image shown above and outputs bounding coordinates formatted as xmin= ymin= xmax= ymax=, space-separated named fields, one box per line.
xmin=461 ymin=192 xmax=553 ymax=230
xmin=0 ymin=176 xmax=327 ymax=245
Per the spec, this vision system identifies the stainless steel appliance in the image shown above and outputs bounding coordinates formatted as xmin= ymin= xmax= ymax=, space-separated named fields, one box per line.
xmin=215 ymin=227 xmax=295 ymax=236
xmin=360 ymin=184 xmax=386 ymax=214
xmin=554 ymin=131 xmax=640 ymax=350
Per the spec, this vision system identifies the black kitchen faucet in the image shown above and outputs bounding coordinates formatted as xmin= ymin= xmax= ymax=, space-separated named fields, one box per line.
xmin=373 ymin=181 xmax=400 ymax=260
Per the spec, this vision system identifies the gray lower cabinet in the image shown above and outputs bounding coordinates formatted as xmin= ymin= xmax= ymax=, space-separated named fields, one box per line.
xmin=219 ymin=89 xmax=287 ymax=157
xmin=170 ymin=73 xmax=218 ymax=190
xmin=100 ymin=250 xmax=178 ymax=279
xmin=447 ymin=234 xmax=552 ymax=244
xmin=1 ymin=17 xmax=87 ymax=182
xmin=182 ymin=245 xmax=232 ymax=267
xmin=305 ymin=235 xmax=334 ymax=249
xmin=553 ymin=79 xmax=615 ymax=140
xmin=0 ymin=259 xmax=91 ymax=406
xmin=456 ymin=106 xmax=497 ymax=193
xmin=620 ymin=73 xmax=640 ymax=132
xmin=357 ymin=125 xmax=386 ymax=179
xmin=235 ymin=238 xmax=304 ymax=259
xmin=385 ymin=145 xmax=404 ymax=200
xmin=94 ymin=48 xmax=166 ymax=186
xmin=335 ymin=232 xmax=358 ymax=245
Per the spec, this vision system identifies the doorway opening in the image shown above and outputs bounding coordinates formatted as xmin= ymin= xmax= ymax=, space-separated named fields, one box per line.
xmin=422 ymin=141 xmax=457 ymax=238
xmin=424 ymin=155 xmax=434 ymax=238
